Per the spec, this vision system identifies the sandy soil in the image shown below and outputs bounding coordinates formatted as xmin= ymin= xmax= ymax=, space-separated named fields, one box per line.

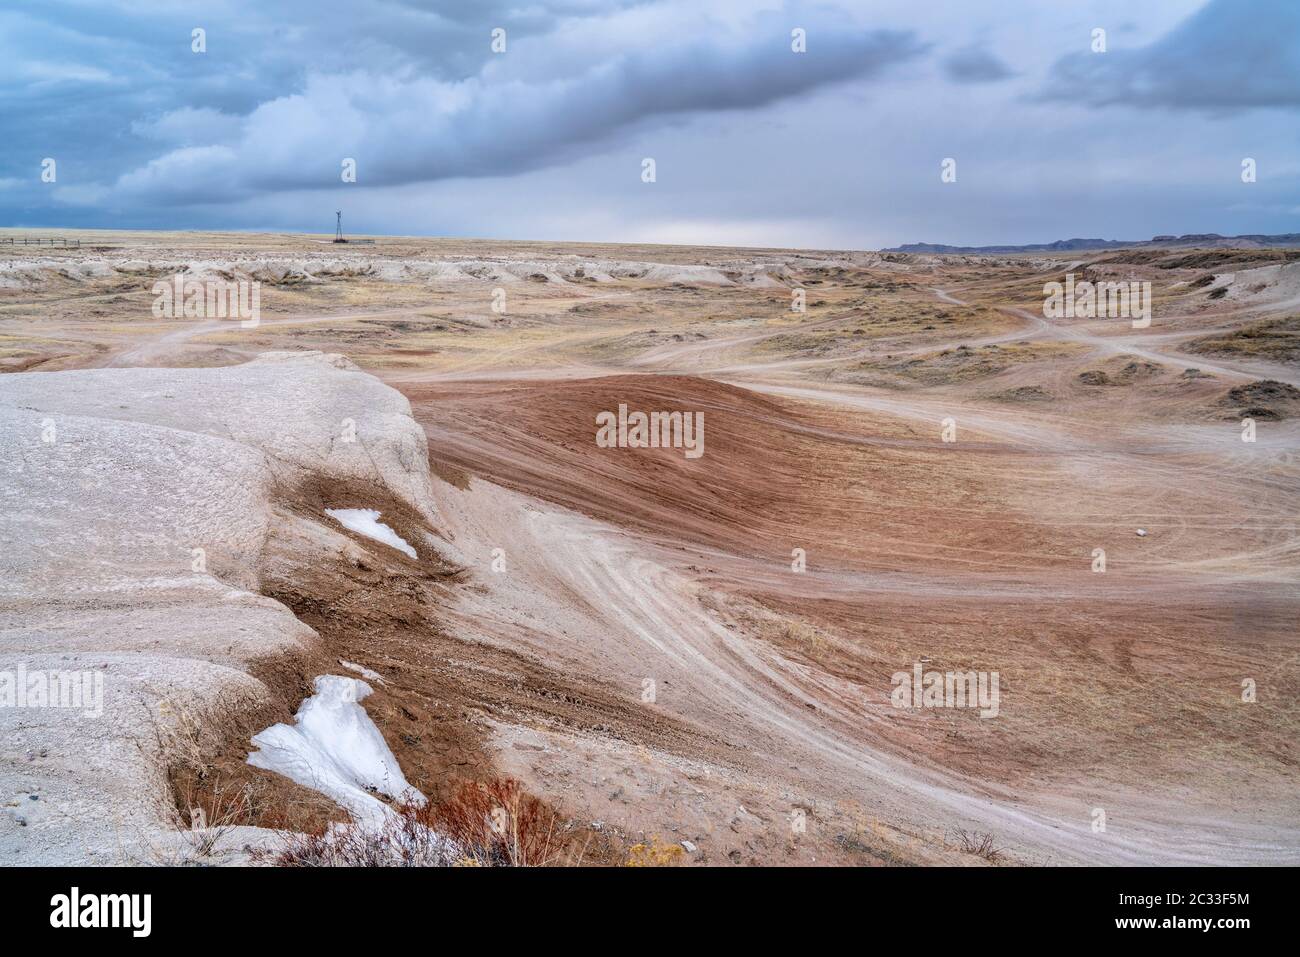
xmin=1 ymin=230 xmax=1296 ymax=865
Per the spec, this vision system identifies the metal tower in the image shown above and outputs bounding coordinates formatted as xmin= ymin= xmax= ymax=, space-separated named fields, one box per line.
xmin=334 ymin=210 xmax=344 ymax=243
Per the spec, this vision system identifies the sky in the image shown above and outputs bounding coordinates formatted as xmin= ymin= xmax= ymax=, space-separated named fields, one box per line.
xmin=2 ymin=0 xmax=1298 ymax=249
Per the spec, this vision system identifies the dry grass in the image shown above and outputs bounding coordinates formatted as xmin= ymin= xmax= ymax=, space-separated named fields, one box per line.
xmin=955 ymin=829 xmax=1003 ymax=863
xmin=262 ymin=777 xmax=574 ymax=867
xmin=430 ymin=777 xmax=564 ymax=866
xmin=151 ymin=667 xmax=347 ymax=838
xmin=170 ymin=775 xmax=254 ymax=858
xmin=1187 ymin=314 xmax=1300 ymax=362
xmin=624 ymin=838 xmax=685 ymax=867
xmin=257 ymin=801 xmax=457 ymax=867
xmin=780 ymin=619 xmax=830 ymax=656
xmin=852 ymin=341 xmax=1079 ymax=387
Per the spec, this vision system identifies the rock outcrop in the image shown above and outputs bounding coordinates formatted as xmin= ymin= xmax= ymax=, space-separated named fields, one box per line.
xmin=0 ymin=352 xmax=451 ymax=864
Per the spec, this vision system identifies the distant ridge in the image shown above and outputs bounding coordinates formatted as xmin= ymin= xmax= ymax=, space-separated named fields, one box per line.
xmin=883 ymin=233 xmax=1300 ymax=254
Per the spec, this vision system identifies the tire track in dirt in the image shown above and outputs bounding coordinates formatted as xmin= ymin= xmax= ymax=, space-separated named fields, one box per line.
xmin=403 ymin=371 xmax=1300 ymax=864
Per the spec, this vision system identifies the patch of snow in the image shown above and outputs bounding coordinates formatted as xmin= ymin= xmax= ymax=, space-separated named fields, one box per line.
xmin=339 ymin=659 xmax=386 ymax=685
xmin=247 ymin=675 xmax=424 ymax=826
xmin=325 ymin=508 xmax=417 ymax=558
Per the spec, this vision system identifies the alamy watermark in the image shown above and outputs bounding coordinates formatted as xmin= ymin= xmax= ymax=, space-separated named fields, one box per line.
xmin=0 ymin=664 xmax=103 ymax=717
xmin=891 ymin=662 xmax=999 ymax=718
xmin=50 ymin=887 xmax=150 ymax=937
xmin=151 ymin=274 xmax=260 ymax=328
xmin=1043 ymin=273 xmax=1150 ymax=329
xmin=596 ymin=403 xmax=704 ymax=459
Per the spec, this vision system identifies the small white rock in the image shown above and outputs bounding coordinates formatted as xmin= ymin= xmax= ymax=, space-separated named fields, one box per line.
xmin=681 ymin=840 xmax=697 ymax=853
xmin=1136 ymin=529 xmax=1148 ymax=537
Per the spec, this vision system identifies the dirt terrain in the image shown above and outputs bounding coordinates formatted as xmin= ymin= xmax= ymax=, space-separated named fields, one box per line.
xmin=1 ymin=228 xmax=1296 ymax=865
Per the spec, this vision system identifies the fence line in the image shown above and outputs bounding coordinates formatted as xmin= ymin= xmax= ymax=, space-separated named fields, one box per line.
xmin=1 ymin=238 xmax=81 ymax=247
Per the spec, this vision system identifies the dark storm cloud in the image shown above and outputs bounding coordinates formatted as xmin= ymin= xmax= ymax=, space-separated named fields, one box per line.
xmin=0 ymin=0 xmax=640 ymax=190
xmin=1 ymin=1 xmax=928 ymax=216
xmin=1041 ymin=0 xmax=1300 ymax=111
xmin=112 ymin=14 xmax=927 ymax=207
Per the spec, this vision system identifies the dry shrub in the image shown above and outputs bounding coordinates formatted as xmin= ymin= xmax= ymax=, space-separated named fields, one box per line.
xmin=171 ymin=775 xmax=253 ymax=858
xmin=955 ymin=828 xmax=1003 ymax=863
xmin=430 ymin=777 xmax=560 ymax=867
xmin=262 ymin=777 xmax=564 ymax=867
xmin=259 ymin=801 xmax=457 ymax=867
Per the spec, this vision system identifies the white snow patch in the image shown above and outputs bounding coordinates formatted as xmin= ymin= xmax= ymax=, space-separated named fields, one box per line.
xmin=325 ymin=508 xmax=417 ymax=559
xmin=339 ymin=659 xmax=386 ymax=685
xmin=248 ymin=675 xmax=424 ymax=826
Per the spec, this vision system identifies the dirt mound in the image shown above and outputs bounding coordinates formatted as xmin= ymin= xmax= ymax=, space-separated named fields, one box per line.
xmin=403 ymin=373 xmax=1118 ymax=582
xmin=988 ymin=384 xmax=1053 ymax=402
xmin=1114 ymin=359 xmax=1161 ymax=382
xmin=1218 ymin=379 xmax=1300 ymax=420
xmin=405 ymin=375 xmax=808 ymax=558
xmin=840 ymin=341 xmax=1072 ymax=390
xmin=1077 ymin=356 xmax=1164 ymax=387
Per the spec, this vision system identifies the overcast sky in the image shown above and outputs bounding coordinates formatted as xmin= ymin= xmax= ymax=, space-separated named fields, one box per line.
xmin=2 ymin=0 xmax=1298 ymax=249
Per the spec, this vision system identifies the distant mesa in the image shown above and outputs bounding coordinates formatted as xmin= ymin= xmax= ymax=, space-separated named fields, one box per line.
xmin=883 ymin=233 xmax=1300 ymax=254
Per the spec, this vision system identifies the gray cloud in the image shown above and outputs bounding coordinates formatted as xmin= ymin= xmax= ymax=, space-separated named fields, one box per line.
xmin=942 ymin=46 xmax=1015 ymax=83
xmin=131 ymin=107 xmax=244 ymax=147
xmin=0 ymin=0 xmax=639 ymax=192
xmin=108 ymin=9 xmax=927 ymax=207
xmin=1041 ymin=0 xmax=1300 ymax=111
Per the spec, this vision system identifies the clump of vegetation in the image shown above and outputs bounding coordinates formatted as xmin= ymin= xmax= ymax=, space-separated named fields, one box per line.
xmin=1114 ymin=359 xmax=1160 ymax=382
xmin=955 ymin=829 xmax=1003 ymax=863
xmin=1217 ymin=379 xmax=1300 ymax=421
xmin=624 ymin=838 xmax=685 ymax=867
xmin=260 ymin=800 xmax=456 ymax=867
xmin=845 ymin=341 xmax=1079 ymax=390
xmin=1077 ymin=358 xmax=1160 ymax=388
xmin=987 ymin=385 xmax=1053 ymax=403
xmin=261 ymin=777 xmax=566 ymax=867
xmin=431 ymin=777 xmax=561 ymax=866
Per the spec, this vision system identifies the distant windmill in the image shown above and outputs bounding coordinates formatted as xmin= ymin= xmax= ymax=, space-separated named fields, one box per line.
xmin=333 ymin=210 xmax=346 ymax=244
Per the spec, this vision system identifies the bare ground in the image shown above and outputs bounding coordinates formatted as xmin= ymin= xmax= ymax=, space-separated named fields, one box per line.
xmin=2 ymin=229 xmax=1296 ymax=865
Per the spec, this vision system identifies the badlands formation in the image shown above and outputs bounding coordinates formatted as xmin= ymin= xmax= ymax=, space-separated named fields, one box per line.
xmin=0 ymin=229 xmax=1297 ymax=865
